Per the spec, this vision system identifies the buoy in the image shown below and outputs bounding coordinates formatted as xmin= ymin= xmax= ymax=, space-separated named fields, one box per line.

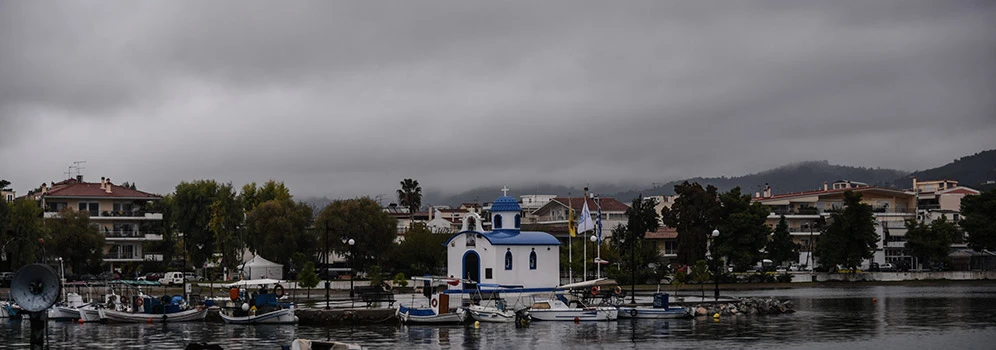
xmin=474 ymin=321 xmax=480 ymax=328
xmin=573 ymin=316 xmax=580 ymax=323
xmin=873 ymin=298 xmax=878 ymax=303
xmin=78 ymin=319 xmax=84 ymax=324
xmin=147 ymin=318 xmax=152 ymax=323
xmin=713 ymin=313 xmax=721 ymax=321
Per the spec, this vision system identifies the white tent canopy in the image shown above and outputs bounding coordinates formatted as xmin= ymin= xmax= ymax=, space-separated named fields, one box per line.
xmin=241 ymin=255 xmax=284 ymax=280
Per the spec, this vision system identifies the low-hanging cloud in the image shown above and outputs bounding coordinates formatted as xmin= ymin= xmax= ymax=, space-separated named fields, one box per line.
xmin=2 ymin=0 xmax=994 ymax=198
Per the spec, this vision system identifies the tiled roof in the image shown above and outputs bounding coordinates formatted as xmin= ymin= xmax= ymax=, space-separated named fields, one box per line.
xmin=752 ymin=186 xmax=911 ymax=202
xmin=490 ymin=196 xmax=522 ymax=212
xmin=43 ymin=179 xmax=159 ymax=199
xmin=550 ymin=197 xmax=630 ymax=212
xmin=644 ymin=227 xmax=678 ymax=239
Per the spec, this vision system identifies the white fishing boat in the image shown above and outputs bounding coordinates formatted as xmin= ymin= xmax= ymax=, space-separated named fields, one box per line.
xmin=290 ymin=339 xmax=363 ymax=350
xmin=397 ymin=277 xmax=467 ymax=325
xmin=100 ymin=306 xmax=207 ymax=323
xmin=218 ymin=279 xmax=298 ymax=324
xmin=78 ymin=306 xmax=102 ymax=322
xmin=463 ymin=283 xmax=522 ymax=323
xmin=527 ymin=297 xmax=617 ymax=321
xmin=47 ymin=292 xmax=87 ymax=321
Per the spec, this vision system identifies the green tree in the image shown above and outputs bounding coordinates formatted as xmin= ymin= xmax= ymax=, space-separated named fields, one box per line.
xmin=393 ymin=272 xmax=409 ymax=288
xmin=0 ymin=179 xmax=10 ymax=191
xmin=767 ymin=215 xmax=800 ymax=267
xmin=661 ymin=182 xmax=720 ymax=266
xmin=4 ymin=199 xmax=45 ymax=269
xmin=691 ymin=259 xmax=711 ymax=298
xmin=962 ymin=189 xmax=996 ymax=251
xmin=616 ymin=196 xmax=664 ymax=286
xmin=816 ymin=191 xmax=878 ymax=272
xmin=240 ymin=180 xmax=292 ymax=214
xmin=391 ymin=223 xmax=448 ymax=277
xmin=245 ymin=199 xmax=316 ymax=274
xmin=713 ymin=187 xmax=772 ymax=271
xmin=905 ymin=217 xmax=956 ymax=268
xmin=315 ymin=197 xmax=398 ymax=273
xmin=44 ymin=208 xmax=104 ymax=274
xmin=173 ymin=180 xmax=222 ymax=270
xmin=397 ymin=178 xmax=422 ymax=229
xmin=298 ymin=261 xmax=320 ymax=298
xmin=210 ymin=183 xmax=245 ymax=278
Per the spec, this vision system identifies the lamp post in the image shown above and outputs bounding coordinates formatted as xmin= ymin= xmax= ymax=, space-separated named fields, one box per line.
xmin=57 ymin=257 xmax=65 ymax=302
xmin=324 ymin=223 xmax=330 ymax=309
xmin=589 ymin=234 xmax=597 ymax=280
xmin=711 ymin=229 xmax=721 ymax=301
xmin=342 ymin=237 xmax=355 ymax=309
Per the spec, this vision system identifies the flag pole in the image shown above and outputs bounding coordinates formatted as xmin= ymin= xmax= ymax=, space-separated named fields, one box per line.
xmin=596 ymin=195 xmax=602 ymax=279
xmin=568 ymin=193 xmax=573 ymax=284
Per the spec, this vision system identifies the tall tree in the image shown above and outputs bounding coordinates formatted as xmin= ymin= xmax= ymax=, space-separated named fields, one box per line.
xmin=391 ymin=223 xmax=448 ymax=278
xmin=210 ymin=183 xmax=244 ymax=278
xmin=315 ymin=197 xmax=398 ymax=272
xmin=245 ymin=199 xmax=316 ymax=273
xmin=767 ymin=215 xmax=800 ymax=266
xmin=713 ymin=187 xmax=772 ymax=270
xmin=905 ymin=217 xmax=956 ymax=269
xmin=816 ymin=191 xmax=878 ymax=272
xmin=0 ymin=179 xmax=10 ymax=190
xmin=621 ymin=196 xmax=662 ymax=287
xmin=298 ymin=261 xmax=319 ymax=299
xmin=661 ymin=182 xmax=720 ymax=266
xmin=397 ymin=178 xmax=422 ymax=225
xmin=962 ymin=189 xmax=996 ymax=251
xmin=3 ymin=199 xmax=45 ymax=268
xmin=172 ymin=180 xmax=221 ymax=270
xmin=44 ymin=208 xmax=104 ymax=274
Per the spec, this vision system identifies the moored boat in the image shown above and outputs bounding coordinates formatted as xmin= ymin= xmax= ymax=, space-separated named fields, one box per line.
xmin=527 ymin=297 xmax=617 ymax=321
xmin=617 ymin=292 xmax=691 ymax=319
xmin=218 ymin=279 xmax=298 ymax=324
xmin=100 ymin=294 xmax=206 ymax=323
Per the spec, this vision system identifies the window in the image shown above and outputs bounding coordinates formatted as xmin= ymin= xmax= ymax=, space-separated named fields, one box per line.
xmin=664 ymin=241 xmax=678 ymax=255
xmin=514 ymin=214 xmax=521 ymax=228
xmin=78 ymin=202 xmax=99 ymax=216
xmin=466 ymin=233 xmax=476 ymax=247
xmin=485 ymin=268 xmax=493 ymax=279
xmin=495 ymin=214 xmax=503 ymax=229
xmin=504 ymin=250 xmax=513 ymax=270
xmin=529 ymin=249 xmax=537 ymax=270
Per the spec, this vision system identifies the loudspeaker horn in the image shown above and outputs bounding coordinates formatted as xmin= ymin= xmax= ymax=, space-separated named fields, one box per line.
xmin=10 ymin=263 xmax=62 ymax=313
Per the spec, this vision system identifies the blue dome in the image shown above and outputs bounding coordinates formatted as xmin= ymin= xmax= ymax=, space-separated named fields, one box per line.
xmin=490 ymin=196 xmax=521 ymax=212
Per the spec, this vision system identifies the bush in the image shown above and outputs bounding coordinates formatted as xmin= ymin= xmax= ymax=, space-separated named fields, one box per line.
xmin=393 ymin=272 xmax=408 ymax=288
xmin=776 ymin=273 xmax=793 ymax=283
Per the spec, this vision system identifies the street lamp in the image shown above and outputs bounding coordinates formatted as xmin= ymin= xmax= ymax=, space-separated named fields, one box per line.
xmin=342 ymin=237 xmax=355 ymax=309
xmin=711 ymin=229 xmax=721 ymax=301
xmin=324 ymin=223 xmax=331 ymax=309
xmin=589 ymin=234 xmax=597 ymax=279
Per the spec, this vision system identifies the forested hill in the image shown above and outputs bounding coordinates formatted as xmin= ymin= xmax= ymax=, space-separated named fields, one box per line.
xmin=422 ymin=161 xmax=909 ymax=206
xmin=890 ymin=150 xmax=996 ymax=189
xmin=608 ymin=161 xmax=908 ymax=203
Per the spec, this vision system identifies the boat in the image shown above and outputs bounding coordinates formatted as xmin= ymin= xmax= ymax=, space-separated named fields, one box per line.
xmin=78 ymin=306 xmax=102 ymax=322
xmin=217 ymin=279 xmax=298 ymax=324
xmin=527 ymin=296 xmax=618 ymax=321
xmin=100 ymin=294 xmax=207 ymax=323
xmin=616 ymin=288 xmax=691 ymax=319
xmin=47 ymin=292 xmax=87 ymax=321
xmin=289 ymin=339 xmax=363 ymax=350
xmin=463 ymin=283 xmax=522 ymax=323
xmin=396 ymin=277 xmax=467 ymax=325
xmin=1 ymin=301 xmax=23 ymax=319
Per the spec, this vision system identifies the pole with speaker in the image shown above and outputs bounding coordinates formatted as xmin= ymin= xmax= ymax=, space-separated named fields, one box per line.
xmin=10 ymin=263 xmax=62 ymax=350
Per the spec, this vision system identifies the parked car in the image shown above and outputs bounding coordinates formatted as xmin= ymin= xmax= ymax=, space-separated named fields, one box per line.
xmin=158 ymin=271 xmax=184 ymax=286
xmin=0 ymin=272 xmax=13 ymax=287
xmin=880 ymin=263 xmax=897 ymax=272
xmin=184 ymin=273 xmax=203 ymax=282
xmin=868 ymin=262 xmax=880 ymax=272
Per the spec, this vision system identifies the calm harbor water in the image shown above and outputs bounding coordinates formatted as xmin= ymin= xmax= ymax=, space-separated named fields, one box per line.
xmin=3 ymin=284 xmax=996 ymax=349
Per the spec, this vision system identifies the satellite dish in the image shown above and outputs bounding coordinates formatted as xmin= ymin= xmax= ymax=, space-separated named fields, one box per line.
xmin=10 ymin=264 xmax=62 ymax=313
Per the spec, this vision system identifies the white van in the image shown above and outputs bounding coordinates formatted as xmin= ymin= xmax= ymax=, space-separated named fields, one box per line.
xmin=158 ymin=271 xmax=184 ymax=286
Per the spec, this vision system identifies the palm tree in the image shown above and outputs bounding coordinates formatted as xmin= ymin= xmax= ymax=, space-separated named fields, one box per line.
xmin=397 ymin=179 xmax=422 ymax=228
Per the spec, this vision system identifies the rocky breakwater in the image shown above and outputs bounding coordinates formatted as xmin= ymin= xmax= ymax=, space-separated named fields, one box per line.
xmin=692 ymin=297 xmax=794 ymax=317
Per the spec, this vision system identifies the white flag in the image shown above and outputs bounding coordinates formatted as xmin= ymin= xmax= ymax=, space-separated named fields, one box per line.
xmin=576 ymin=200 xmax=595 ymax=234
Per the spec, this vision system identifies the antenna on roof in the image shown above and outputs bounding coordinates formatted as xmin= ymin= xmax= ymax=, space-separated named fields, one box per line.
xmin=66 ymin=160 xmax=87 ymax=179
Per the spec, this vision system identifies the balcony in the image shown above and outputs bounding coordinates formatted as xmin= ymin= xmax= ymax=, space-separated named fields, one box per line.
xmin=103 ymin=231 xmax=163 ymax=241
xmin=44 ymin=211 xmax=164 ymax=220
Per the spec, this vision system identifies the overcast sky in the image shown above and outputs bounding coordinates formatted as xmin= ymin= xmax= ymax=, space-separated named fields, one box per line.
xmin=2 ymin=0 xmax=994 ymax=199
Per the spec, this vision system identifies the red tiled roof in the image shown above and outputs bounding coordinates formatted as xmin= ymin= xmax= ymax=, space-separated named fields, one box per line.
xmin=550 ymin=197 xmax=630 ymax=212
xmin=752 ymin=186 xmax=910 ymax=202
xmin=41 ymin=178 xmax=160 ymax=199
xmin=644 ymin=227 xmax=677 ymax=239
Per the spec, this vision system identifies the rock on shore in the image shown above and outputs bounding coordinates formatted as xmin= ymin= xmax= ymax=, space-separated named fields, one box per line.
xmin=693 ymin=297 xmax=794 ymax=317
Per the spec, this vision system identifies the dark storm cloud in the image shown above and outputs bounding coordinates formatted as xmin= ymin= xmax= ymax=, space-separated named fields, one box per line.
xmin=1 ymin=0 xmax=994 ymax=198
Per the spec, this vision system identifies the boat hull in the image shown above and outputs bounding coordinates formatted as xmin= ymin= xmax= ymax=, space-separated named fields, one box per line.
xmin=220 ymin=308 xmax=298 ymax=324
xmin=397 ymin=307 xmax=466 ymax=325
xmin=79 ymin=308 xmax=102 ymax=323
xmin=465 ymin=305 xmax=516 ymax=323
xmin=617 ymin=306 xmax=691 ymax=319
xmin=100 ymin=308 xmax=207 ymax=323
xmin=529 ymin=307 xmax=617 ymax=321
xmin=48 ymin=306 xmax=81 ymax=321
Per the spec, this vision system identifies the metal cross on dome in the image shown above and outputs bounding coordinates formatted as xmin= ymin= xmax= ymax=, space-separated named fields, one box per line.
xmin=501 ymin=185 xmax=510 ymax=196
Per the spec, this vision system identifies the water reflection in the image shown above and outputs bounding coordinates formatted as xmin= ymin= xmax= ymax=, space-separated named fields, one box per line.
xmin=2 ymin=284 xmax=996 ymax=349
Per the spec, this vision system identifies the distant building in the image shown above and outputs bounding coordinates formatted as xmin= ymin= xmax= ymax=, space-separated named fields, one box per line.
xmin=37 ymin=176 xmax=163 ymax=271
xmin=752 ymin=181 xmax=916 ymax=269
xmin=529 ymin=196 xmax=630 ymax=239
xmin=1 ymin=189 xmax=14 ymax=203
